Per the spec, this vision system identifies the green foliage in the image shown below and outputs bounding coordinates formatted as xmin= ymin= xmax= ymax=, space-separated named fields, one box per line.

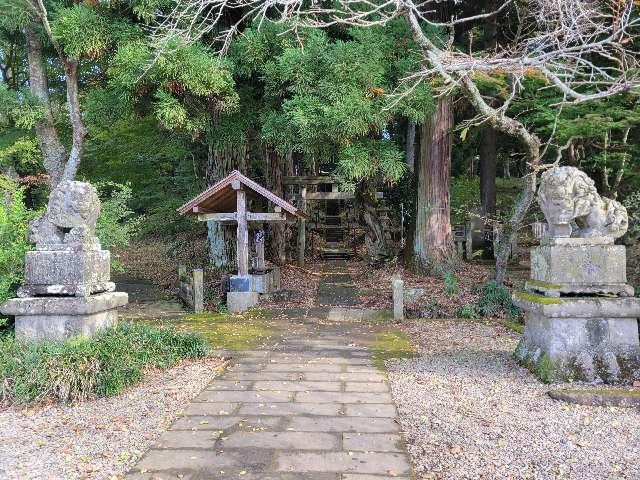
xmin=81 ymin=116 xmax=200 ymax=236
xmin=623 ymin=192 xmax=640 ymax=243
xmin=450 ymin=176 xmax=480 ymax=224
xmin=508 ymin=78 xmax=640 ymax=190
xmin=476 ymin=280 xmax=521 ymax=319
xmin=0 ymin=84 xmax=45 ymax=131
xmin=0 ymin=136 xmax=41 ymax=170
xmin=443 ymin=272 xmax=459 ymax=296
xmin=95 ymin=182 xmax=141 ymax=270
xmin=0 ymin=178 xmax=36 ymax=306
xmin=51 ymin=5 xmax=141 ymax=59
xmin=0 ymin=322 xmax=209 ymax=404
xmin=458 ymin=304 xmax=480 ymax=319
xmin=109 ymin=39 xmax=238 ymax=136
xmin=336 ymin=140 xmax=406 ymax=183
xmin=535 ymin=354 xmax=556 ymax=384
xmin=245 ymin=21 xmax=432 ymax=182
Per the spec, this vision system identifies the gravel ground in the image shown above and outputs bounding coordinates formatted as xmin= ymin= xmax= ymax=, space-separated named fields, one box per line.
xmin=388 ymin=320 xmax=640 ymax=480
xmin=0 ymin=358 xmax=225 ymax=480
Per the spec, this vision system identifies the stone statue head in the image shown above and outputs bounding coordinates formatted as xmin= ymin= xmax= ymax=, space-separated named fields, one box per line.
xmin=47 ymin=180 xmax=100 ymax=231
xmin=28 ymin=180 xmax=101 ymax=250
xmin=537 ymin=166 xmax=628 ymax=239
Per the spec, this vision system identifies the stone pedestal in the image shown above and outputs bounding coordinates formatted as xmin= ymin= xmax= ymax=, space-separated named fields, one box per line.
xmin=19 ymin=249 xmax=114 ymax=297
xmin=250 ymin=267 xmax=281 ymax=294
xmin=226 ymin=292 xmax=259 ymax=313
xmin=226 ymin=268 xmax=282 ymax=313
xmin=513 ymin=293 xmax=640 ymax=383
xmin=1 ymin=292 xmax=128 ymax=341
xmin=528 ymin=238 xmax=633 ymax=297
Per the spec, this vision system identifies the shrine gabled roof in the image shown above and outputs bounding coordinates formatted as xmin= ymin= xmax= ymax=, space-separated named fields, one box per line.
xmin=177 ymin=170 xmax=308 ymax=218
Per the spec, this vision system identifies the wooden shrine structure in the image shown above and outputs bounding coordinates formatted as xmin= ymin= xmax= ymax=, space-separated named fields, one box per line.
xmin=178 ymin=170 xmax=307 ymax=312
xmin=283 ymin=176 xmax=385 ymax=262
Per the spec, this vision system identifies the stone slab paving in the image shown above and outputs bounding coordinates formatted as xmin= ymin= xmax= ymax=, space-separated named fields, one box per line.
xmin=126 ymin=322 xmax=412 ymax=480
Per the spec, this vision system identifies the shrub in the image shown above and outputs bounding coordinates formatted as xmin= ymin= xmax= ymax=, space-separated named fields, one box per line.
xmin=0 ymin=322 xmax=209 ymax=405
xmin=458 ymin=304 xmax=480 ymax=319
xmin=95 ymin=182 xmax=142 ymax=271
xmin=623 ymin=192 xmax=640 ymax=244
xmin=0 ymin=177 xmax=37 ymax=306
xmin=476 ymin=280 xmax=521 ymax=319
xmin=443 ymin=272 xmax=459 ymax=296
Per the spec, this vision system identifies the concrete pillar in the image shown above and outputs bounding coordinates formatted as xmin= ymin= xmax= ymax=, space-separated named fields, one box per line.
xmin=392 ymin=275 xmax=404 ymax=321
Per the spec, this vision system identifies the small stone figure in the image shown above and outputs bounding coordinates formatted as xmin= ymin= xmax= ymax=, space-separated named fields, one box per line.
xmin=538 ymin=166 xmax=628 ymax=239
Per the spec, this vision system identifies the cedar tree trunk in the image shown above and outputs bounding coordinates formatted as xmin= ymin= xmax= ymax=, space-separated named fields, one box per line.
xmin=412 ymin=96 xmax=455 ymax=274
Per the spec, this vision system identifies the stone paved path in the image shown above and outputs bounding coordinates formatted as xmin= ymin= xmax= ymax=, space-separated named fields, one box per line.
xmin=126 ymin=318 xmax=412 ymax=480
xmin=316 ymin=261 xmax=359 ymax=307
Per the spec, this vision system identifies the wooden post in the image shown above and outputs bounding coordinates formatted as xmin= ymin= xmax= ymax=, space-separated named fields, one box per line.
xmin=298 ymin=186 xmax=307 ymax=267
xmin=255 ymin=228 xmax=266 ymax=272
xmin=193 ymin=268 xmax=204 ymax=313
xmin=236 ymin=188 xmax=249 ymax=276
xmin=297 ymin=186 xmax=307 ymax=266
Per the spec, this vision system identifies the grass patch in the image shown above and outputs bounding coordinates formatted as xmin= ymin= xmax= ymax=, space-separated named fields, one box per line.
xmin=501 ymin=320 xmax=524 ymax=334
xmin=176 ymin=310 xmax=275 ymax=351
xmin=371 ymin=330 xmax=418 ymax=370
xmin=0 ymin=322 xmax=209 ymax=405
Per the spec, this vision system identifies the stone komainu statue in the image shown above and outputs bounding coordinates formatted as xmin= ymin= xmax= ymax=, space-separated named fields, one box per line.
xmin=29 ymin=180 xmax=101 ymax=251
xmin=19 ymin=180 xmax=113 ymax=298
xmin=537 ymin=166 xmax=628 ymax=239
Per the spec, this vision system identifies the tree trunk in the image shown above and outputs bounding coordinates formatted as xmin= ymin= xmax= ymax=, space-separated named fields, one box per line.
xmin=479 ymin=126 xmax=497 ymax=216
xmin=479 ymin=0 xmax=498 ymax=217
xmin=412 ymin=96 xmax=455 ymax=274
xmin=356 ymin=183 xmax=391 ymax=265
xmin=405 ymin=120 xmax=416 ymax=173
xmin=267 ymin=147 xmax=286 ymax=264
xmin=24 ymin=26 xmax=66 ymax=187
xmin=61 ymin=59 xmax=86 ymax=181
xmin=205 ymin=142 xmax=233 ymax=269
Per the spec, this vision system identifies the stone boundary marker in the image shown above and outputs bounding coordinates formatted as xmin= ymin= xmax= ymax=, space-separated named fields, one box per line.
xmin=126 ymin=349 xmax=412 ymax=479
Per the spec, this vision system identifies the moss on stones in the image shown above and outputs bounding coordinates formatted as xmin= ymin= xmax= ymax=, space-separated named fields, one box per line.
xmin=514 ymin=291 xmax=564 ymax=305
xmin=371 ymin=330 xmax=418 ymax=370
xmin=527 ymin=279 xmax=564 ymax=290
xmin=176 ymin=311 xmax=275 ymax=351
